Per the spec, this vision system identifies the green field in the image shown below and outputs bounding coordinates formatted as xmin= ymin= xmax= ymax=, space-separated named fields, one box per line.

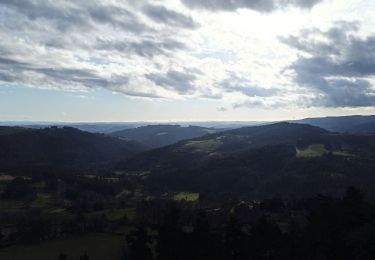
xmin=0 ymin=175 xmax=15 ymax=182
xmin=297 ymin=144 xmax=355 ymax=158
xmin=30 ymin=193 xmax=52 ymax=208
xmin=173 ymin=192 xmax=199 ymax=202
xmin=185 ymin=140 xmax=222 ymax=152
xmin=87 ymin=208 xmax=137 ymax=222
xmin=332 ymin=150 xmax=355 ymax=157
xmin=0 ymin=234 xmax=124 ymax=260
xmin=0 ymin=199 xmax=25 ymax=212
xmin=296 ymin=144 xmax=328 ymax=158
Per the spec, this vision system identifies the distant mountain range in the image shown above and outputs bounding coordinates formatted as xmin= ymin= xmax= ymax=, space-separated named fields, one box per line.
xmin=0 ymin=122 xmax=140 ymax=134
xmin=292 ymin=115 xmax=375 ymax=133
xmin=110 ymin=125 xmax=218 ymax=149
xmin=3 ymin=115 xmax=375 ymax=135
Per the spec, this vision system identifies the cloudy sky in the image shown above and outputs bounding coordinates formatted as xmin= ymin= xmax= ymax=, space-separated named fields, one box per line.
xmin=1 ymin=0 xmax=375 ymax=122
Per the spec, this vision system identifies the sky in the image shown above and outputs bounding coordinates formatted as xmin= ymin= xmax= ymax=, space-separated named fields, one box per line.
xmin=1 ymin=0 xmax=375 ymax=122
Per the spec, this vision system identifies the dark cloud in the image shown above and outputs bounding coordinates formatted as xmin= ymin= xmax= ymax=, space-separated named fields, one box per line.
xmin=142 ymin=4 xmax=199 ymax=29
xmin=146 ymin=69 xmax=201 ymax=94
xmin=220 ymin=73 xmax=279 ymax=97
xmin=0 ymin=1 xmax=201 ymax=98
xmin=181 ymin=0 xmax=323 ymax=12
xmin=96 ymin=37 xmax=187 ymax=58
xmin=0 ymin=0 xmax=151 ymax=33
xmin=0 ymin=55 xmax=165 ymax=97
xmin=0 ymin=56 xmax=108 ymax=87
xmin=282 ymin=22 xmax=375 ymax=107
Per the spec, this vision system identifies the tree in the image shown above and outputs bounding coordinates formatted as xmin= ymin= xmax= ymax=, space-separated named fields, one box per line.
xmin=126 ymin=225 xmax=153 ymax=260
xmin=79 ymin=252 xmax=90 ymax=260
xmin=156 ymin=206 xmax=186 ymax=260
xmin=223 ymin=216 xmax=246 ymax=260
xmin=250 ymin=216 xmax=282 ymax=260
xmin=190 ymin=211 xmax=219 ymax=260
xmin=58 ymin=253 xmax=68 ymax=260
xmin=2 ymin=177 xmax=36 ymax=201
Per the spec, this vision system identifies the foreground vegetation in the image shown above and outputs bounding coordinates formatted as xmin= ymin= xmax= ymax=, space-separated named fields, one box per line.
xmin=1 ymin=168 xmax=375 ymax=260
xmin=0 ymin=234 xmax=123 ymax=260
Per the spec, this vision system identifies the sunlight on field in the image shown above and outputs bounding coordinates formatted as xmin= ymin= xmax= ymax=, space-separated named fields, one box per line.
xmin=185 ymin=140 xmax=222 ymax=152
xmin=87 ymin=208 xmax=137 ymax=222
xmin=296 ymin=144 xmax=328 ymax=158
xmin=0 ymin=199 xmax=25 ymax=211
xmin=297 ymin=144 xmax=355 ymax=158
xmin=332 ymin=150 xmax=355 ymax=157
xmin=0 ymin=175 xmax=15 ymax=182
xmin=174 ymin=192 xmax=199 ymax=202
xmin=30 ymin=193 xmax=52 ymax=208
xmin=204 ymin=129 xmax=217 ymax=134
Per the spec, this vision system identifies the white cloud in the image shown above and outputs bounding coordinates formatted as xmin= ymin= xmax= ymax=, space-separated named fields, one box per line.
xmin=1 ymin=0 xmax=375 ymax=113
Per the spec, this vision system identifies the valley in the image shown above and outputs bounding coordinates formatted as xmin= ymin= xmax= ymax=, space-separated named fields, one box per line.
xmin=1 ymin=120 xmax=375 ymax=259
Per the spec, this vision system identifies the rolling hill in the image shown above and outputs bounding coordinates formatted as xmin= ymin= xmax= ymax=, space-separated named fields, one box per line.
xmin=110 ymin=124 xmax=217 ymax=149
xmin=118 ymin=122 xmax=375 ymax=199
xmin=0 ymin=126 xmax=145 ymax=170
xmin=293 ymin=115 xmax=375 ymax=133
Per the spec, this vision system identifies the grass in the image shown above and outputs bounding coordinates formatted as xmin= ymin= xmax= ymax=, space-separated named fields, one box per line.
xmin=30 ymin=193 xmax=52 ymax=208
xmin=0 ymin=175 xmax=15 ymax=182
xmin=185 ymin=139 xmax=222 ymax=152
xmin=48 ymin=208 xmax=66 ymax=214
xmin=119 ymin=171 xmax=150 ymax=177
xmin=104 ymin=177 xmax=120 ymax=183
xmin=115 ymin=189 xmax=132 ymax=199
xmin=332 ymin=150 xmax=355 ymax=157
xmin=173 ymin=192 xmax=199 ymax=202
xmin=87 ymin=208 xmax=137 ymax=222
xmin=106 ymin=208 xmax=136 ymax=221
xmin=204 ymin=129 xmax=217 ymax=134
xmin=0 ymin=234 xmax=124 ymax=260
xmin=0 ymin=199 xmax=25 ymax=211
xmin=297 ymin=144 xmax=355 ymax=158
xmin=296 ymin=144 xmax=328 ymax=158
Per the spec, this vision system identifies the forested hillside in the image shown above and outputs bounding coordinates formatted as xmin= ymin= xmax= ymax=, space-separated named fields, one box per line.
xmin=0 ymin=126 xmax=145 ymax=170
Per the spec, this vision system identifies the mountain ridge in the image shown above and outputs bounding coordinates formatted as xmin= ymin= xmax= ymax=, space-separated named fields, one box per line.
xmin=0 ymin=126 xmax=146 ymax=170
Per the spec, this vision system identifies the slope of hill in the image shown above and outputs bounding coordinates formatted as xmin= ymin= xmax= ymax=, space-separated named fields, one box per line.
xmin=118 ymin=122 xmax=375 ymax=199
xmin=293 ymin=115 xmax=375 ymax=133
xmin=110 ymin=124 xmax=217 ymax=149
xmin=0 ymin=126 xmax=145 ymax=170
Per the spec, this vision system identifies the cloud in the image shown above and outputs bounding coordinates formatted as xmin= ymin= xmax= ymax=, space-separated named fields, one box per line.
xmin=282 ymin=21 xmax=375 ymax=107
xmin=232 ymin=100 xmax=267 ymax=109
xmin=96 ymin=37 xmax=187 ymax=58
xmin=220 ymin=72 xmax=279 ymax=97
xmin=0 ymin=0 xmax=151 ymax=33
xmin=142 ymin=4 xmax=199 ymax=29
xmin=181 ymin=0 xmax=323 ymax=12
xmin=217 ymin=106 xmax=228 ymax=111
xmin=146 ymin=69 xmax=201 ymax=94
xmin=0 ymin=0 xmax=344 ymax=108
xmin=0 ymin=56 xmax=108 ymax=87
xmin=0 ymin=56 xmax=165 ymax=97
xmin=0 ymin=0 xmax=200 ymax=98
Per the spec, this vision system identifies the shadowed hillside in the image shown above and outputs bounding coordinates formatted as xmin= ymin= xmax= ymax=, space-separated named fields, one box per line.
xmin=0 ymin=126 xmax=145 ymax=170
xmin=110 ymin=124 xmax=217 ymax=149
xmin=118 ymin=122 xmax=375 ymax=198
